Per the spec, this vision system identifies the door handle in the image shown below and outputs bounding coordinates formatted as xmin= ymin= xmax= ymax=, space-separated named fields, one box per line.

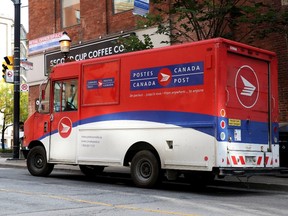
xmin=50 ymin=114 xmax=54 ymax=121
xmin=44 ymin=122 xmax=48 ymax=133
xmin=226 ymin=88 xmax=230 ymax=106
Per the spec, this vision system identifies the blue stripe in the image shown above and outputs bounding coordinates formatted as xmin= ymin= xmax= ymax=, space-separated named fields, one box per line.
xmin=80 ymin=111 xmax=216 ymax=136
xmin=40 ymin=111 xmax=272 ymax=145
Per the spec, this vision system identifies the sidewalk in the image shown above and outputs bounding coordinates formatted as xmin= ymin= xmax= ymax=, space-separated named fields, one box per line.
xmin=1 ymin=156 xmax=288 ymax=190
xmin=0 ymin=156 xmax=80 ymax=172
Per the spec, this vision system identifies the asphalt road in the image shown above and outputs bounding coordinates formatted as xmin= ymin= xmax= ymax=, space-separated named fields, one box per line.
xmin=0 ymin=160 xmax=288 ymax=216
xmin=0 ymin=164 xmax=288 ymax=216
xmin=1 ymin=156 xmax=288 ymax=191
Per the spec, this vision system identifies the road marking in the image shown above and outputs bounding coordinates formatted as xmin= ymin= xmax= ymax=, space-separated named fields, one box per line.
xmin=0 ymin=188 xmax=199 ymax=216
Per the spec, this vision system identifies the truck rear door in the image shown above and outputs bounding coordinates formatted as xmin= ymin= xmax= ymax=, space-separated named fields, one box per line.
xmin=225 ymin=52 xmax=273 ymax=167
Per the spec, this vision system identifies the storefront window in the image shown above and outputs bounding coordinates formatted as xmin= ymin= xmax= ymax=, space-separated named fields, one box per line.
xmin=61 ymin=0 xmax=80 ymax=28
xmin=114 ymin=0 xmax=134 ymax=14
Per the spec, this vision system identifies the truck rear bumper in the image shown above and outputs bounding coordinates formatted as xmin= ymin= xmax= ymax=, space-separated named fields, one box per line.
xmin=216 ymin=167 xmax=288 ymax=176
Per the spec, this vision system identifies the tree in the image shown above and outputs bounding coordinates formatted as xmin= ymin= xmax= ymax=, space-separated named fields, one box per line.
xmin=120 ymin=0 xmax=288 ymax=49
xmin=118 ymin=34 xmax=154 ymax=52
xmin=0 ymin=81 xmax=28 ymax=150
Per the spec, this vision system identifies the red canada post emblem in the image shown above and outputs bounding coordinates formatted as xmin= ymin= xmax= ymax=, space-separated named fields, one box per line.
xmin=158 ymin=68 xmax=172 ymax=86
xmin=58 ymin=117 xmax=72 ymax=138
xmin=235 ymin=65 xmax=259 ymax=109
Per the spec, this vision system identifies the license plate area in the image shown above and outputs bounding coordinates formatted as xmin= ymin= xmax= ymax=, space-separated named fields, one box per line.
xmin=245 ymin=156 xmax=257 ymax=165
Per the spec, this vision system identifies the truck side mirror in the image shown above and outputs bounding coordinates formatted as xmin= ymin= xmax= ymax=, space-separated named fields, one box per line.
xmin=35 ymin=99 xmax=40 ymax=112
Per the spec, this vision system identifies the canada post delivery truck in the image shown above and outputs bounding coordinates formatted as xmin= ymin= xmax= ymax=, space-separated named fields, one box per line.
xmin=23 ymin=38 xmax=283 ymax=188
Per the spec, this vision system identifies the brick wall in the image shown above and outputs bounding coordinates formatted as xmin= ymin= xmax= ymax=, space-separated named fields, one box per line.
xmin=28 ymin=0 xmax=138 ymax=45
xmin=241 ymin=0 xmax=288 ymax=122
xmin=28 ymin=0 xmax=56 ymax=39
xmin=272 ymin=36 xmax=288 ymax=122
xmin=249 ymin=34 xmax=288 ymax=122
xmin=28 ymin=85 xmax=39 ymax=115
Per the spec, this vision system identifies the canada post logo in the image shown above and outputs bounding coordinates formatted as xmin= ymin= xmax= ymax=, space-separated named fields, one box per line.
xmin=58 ymin=117 xmax=72 ymax=138
xmin=87 ymin=78 xmax=115 ymax=89
xmin=130 ymin=62 xmax=204 ymax=91
xmin=235 ymin=65 xmax=259 ymax=109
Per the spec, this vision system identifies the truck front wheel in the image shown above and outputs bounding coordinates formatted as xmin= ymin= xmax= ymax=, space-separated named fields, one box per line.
xmin=131 ymin=150 xmax=160 ymax=188
xmin=27 ymin=146 xmax=54 ymax=176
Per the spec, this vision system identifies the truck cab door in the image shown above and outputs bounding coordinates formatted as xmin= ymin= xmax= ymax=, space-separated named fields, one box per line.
xmin=49 ymin=79 xmax=78 ymax=163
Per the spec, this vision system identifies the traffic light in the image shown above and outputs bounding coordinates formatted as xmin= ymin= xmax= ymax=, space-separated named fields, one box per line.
xmin=2 ymin=56 xmax=13 ymax=82
xmin=2 ymin=62 xmax=8 ymax=80
xmin=4 ymin=56 xmax=14 ymax=67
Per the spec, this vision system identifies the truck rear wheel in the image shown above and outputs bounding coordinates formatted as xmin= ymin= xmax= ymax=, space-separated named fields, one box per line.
xmin=131 ymin=150 xmax=160 ymax=188
xmin=79 ymin=165 xmax=104 ymax=177
xmin=27 ymin=146 xmax=54 ymax=176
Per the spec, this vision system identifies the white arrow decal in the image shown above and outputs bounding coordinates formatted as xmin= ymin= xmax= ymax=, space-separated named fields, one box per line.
xmin=98 ymin=81 xmax=103 ymax=87
xmin=61 ymin=123 xmax=70 ymax=133
xmin=160 ymin=73 xmax=170 ymax=82
xmin=240 ymin=76 xmax=256 ymax=96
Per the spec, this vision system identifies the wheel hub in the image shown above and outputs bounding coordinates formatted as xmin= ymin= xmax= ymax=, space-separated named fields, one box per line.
xmin=35 ymin=155 xmax=44 ymax=168
xmin=140 ymin=161 xmax=151 ymax=178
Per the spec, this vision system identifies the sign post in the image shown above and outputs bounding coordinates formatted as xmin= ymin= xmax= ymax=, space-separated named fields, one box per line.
xmin=12 ymin=0 xmax=21 ymax=159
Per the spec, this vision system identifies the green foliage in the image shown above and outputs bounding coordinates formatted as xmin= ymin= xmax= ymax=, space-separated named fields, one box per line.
xmin=20 ymin=91 xmax=29 ymax=122
xmin=118 ymin=34 xmax=154 ymax=52
xmin=118 ymin=1 xmax=288 ymax=51
xmin=0 ymin=82 xmax=28 ymax=123
xmin=0 ymin=81 xmax=28 ymax=150
xmin=0 ymin=82 xmax=14 ymax=124
xmin=139 ymin=0 xmax=287 ymax=43
xmin=0 ymin=148 xmax=12 ymax=153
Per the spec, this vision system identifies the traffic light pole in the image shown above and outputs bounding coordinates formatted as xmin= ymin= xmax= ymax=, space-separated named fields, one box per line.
xmin=12 ymin=0 xmax=21 ymax=159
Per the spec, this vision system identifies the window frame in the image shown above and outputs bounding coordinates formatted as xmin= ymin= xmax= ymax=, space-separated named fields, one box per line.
xmin=61 ymin=0 xmax=81 ymax=29
xmin=113 ymin=0 xmax=135 ymax=15
xmin=53 ymin=79 xmax=78 ymax=112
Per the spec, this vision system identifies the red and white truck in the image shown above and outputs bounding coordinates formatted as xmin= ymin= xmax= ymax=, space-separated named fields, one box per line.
xmin=23 ymin=38 xmax=283 ymax=188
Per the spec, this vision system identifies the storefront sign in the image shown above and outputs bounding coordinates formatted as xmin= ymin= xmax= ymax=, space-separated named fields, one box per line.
xmin=133 ymin=0 xmax=149 ymax=16
xmin=45 ymin=36 xmax=129 ymax=76
xmin=29 ymin=32 xmax=63 ymax=55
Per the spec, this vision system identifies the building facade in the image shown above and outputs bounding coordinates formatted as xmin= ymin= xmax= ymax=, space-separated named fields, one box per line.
xmin=0 ymin=16 xmax=14 ymax=58
xmin=27 ymin=0 xmax=288 ymax=127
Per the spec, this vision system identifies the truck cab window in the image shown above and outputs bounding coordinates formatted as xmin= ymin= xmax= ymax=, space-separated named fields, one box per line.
xmin=39 ymin=80 xmax=50 ymax=113
xmin=53 ymin=79 xmax=78 ymax=112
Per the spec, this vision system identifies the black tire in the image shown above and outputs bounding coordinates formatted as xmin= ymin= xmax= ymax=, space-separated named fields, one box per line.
xmin=131 ymin=150 xmax=160 ymax=188
xmin=27 ymin=146 xmax=54 ymax=176
xmin=79 ymin=165 xmax=105 ymax=177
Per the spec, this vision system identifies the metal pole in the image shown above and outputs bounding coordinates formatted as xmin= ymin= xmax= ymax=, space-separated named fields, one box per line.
xmin=13 ymin=0 xmax=21 ymax=159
